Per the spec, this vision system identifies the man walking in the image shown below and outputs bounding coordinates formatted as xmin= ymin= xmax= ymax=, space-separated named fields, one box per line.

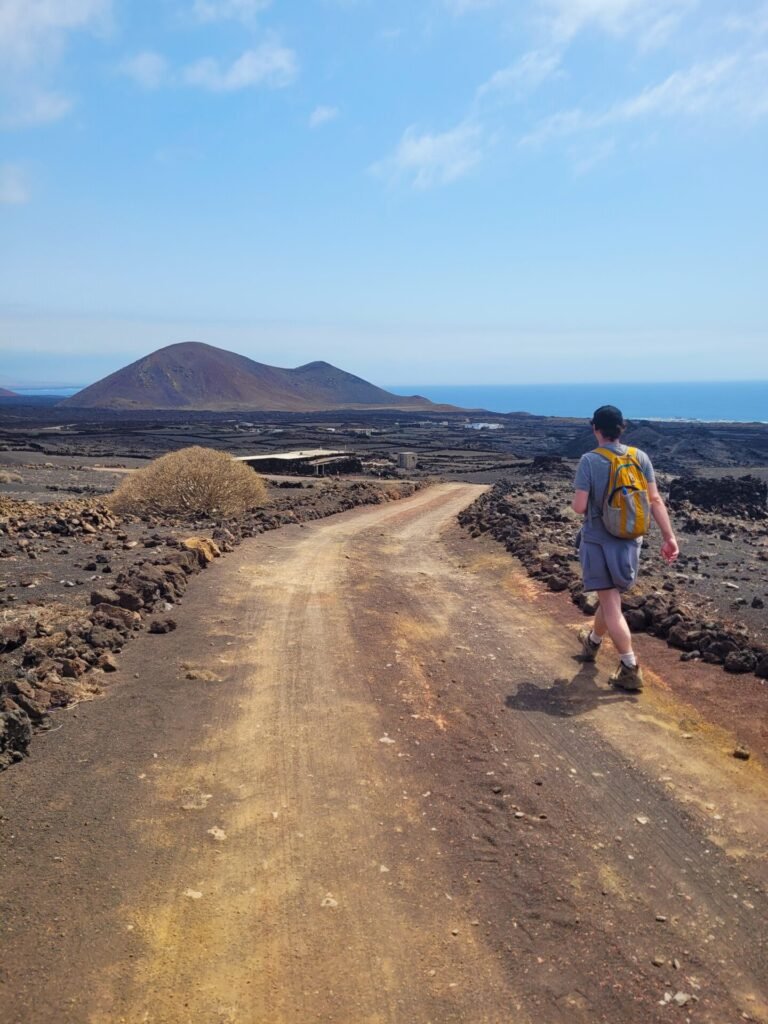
xmin=572 ymin=405 xmax=679 ymax=690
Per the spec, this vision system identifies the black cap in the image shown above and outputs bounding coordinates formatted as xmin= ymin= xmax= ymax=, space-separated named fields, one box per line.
xmin=591 ymin=405 xmax=625 ymax=439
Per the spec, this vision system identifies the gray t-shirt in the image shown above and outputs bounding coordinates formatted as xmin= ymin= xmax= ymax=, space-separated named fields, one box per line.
xmin=574 ymin=442 xmax=655 ymax=543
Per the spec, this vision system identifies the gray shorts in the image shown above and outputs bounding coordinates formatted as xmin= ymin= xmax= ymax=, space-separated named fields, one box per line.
xmin=579 ymin=536 xmax=640 ymax=592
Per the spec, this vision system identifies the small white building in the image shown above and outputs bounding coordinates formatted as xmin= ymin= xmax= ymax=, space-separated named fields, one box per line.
xmin=397 ymin=451 xmax=418 ymax=470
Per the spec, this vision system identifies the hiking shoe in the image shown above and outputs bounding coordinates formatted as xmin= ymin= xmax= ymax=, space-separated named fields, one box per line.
xmin=579 ymin=629 xmax=601 ymax=662
xmin=609 ymin=662 xmax=644 ymax=692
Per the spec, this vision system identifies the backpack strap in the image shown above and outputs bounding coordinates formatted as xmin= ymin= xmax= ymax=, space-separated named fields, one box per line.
xmin=624 ymin=447 xmax=647 ymax=478
xmin=588 ymin=448 xmax=620 ymax=524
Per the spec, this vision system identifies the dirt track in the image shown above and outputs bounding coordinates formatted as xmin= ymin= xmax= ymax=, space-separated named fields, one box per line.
xmin=1 ymin=483 xmax=767 ymax=1024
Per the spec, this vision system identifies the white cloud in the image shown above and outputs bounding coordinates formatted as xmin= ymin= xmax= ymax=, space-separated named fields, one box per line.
xmin=118 ymin=51 xmax=169 ymax=91
xmin=372 ymin=121 xmax=484 ymax=189
xmin=192 ymin=0 xmax=271 ymax=24
xmin=0 ymin=0 xmax=111 ymax=66
xmin=2 ymin=90 xmax=73 ymax=126
xmin=0 ymin=164 xmax=29 ymax=204
xmin=309 ymin=105 xmax=339 ymax=127
xmin=534 ymin=0 xmax=693 ymax=47
xmin=523 ymin=53 xmax=768 ymax=149
xmin=478 ymin=49 xmax=561 ymax=99
xmin=0 ymin=1 xmax=111 ymax=127
xmin=613 ymin=56 xmax=739 ymax=118
xmin=184 ymin=44 xmax=297 ymax=91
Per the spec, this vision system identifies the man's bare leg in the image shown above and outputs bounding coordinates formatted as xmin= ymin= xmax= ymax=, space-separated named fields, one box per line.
xmin=594 ymin=588 xmax=632 ymax=656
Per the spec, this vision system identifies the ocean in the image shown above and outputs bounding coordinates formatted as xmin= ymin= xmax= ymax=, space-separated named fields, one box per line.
xmin=387 ymin=382 xmax=768 ymax=423
xmin=7 ymin=387 xmax=82 ymax=398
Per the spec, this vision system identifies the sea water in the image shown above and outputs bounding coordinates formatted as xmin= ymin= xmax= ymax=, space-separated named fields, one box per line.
xmin=388 ymin=382 xmax=768 ymax=423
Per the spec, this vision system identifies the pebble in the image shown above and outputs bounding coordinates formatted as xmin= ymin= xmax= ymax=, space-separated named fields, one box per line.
xmin=655 ymin=914 xmax=668 ymax=922
xmin=733 ymin=745 xmax=751 ymax=761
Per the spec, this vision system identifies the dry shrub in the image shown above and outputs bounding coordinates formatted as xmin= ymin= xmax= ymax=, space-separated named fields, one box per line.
xmin=0 ymin=471 xmax=23 ymax=484
xmin=108 ymin=446 xmax=268 ymax=518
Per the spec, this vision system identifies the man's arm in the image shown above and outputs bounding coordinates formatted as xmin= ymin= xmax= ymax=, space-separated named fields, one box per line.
xmin=572 ymin=490 xmax=589 ymax=515
xmin=647 ymin=480 xmax=679 ymax=563
xmin=572 ymin=455 xmax=590 ymax=515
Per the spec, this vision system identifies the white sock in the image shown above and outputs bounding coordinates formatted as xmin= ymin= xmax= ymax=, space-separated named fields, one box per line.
xmin=589 ymin=630 xmax=603 ymax=645
xmin=620 ymin=652 xmax=637 ymax=668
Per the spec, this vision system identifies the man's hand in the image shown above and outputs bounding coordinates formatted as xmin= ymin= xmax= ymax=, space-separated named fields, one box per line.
xmin=661 ymin=536 xmax=679 ymax=564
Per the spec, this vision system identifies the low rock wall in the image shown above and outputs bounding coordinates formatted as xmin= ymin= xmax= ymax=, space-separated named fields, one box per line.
xmin=458 ymin=479 xmax=768 ymax=682
xmin=0 ymin=480 xmax=422 ymax=770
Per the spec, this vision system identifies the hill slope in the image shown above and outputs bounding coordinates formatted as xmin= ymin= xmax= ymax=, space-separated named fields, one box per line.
xmin=62 ymin=343 xmax=444 ymax=412
xmin=0 ymin=388 xmax=17 ymax=397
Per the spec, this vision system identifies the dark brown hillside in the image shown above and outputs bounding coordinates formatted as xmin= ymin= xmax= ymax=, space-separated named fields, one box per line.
xmin=0 ymin=387 xmax=17 ymax=397
xmin=61 ymin=342 xmax=446 ymax=412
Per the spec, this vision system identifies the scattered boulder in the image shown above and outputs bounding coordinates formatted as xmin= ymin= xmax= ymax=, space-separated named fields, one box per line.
xmin=182 ymin=537 xmax=221 ymax=566
xmin=116 ymin=588 xmax=144 ymax=612
xmin=90 ymin=603 xmax=141 ymax=632
xmin=0 ymin=704 xmax=33 ymax=768
xmin=724 ymin=649 xmax=758 ymax=674
xmin=149 ymin=618 xmax=177 ymax=634
xmin=0 ymin=624 xmax=27 ymax=654
xmin=61 ymin=657 xmax=88 ymax=678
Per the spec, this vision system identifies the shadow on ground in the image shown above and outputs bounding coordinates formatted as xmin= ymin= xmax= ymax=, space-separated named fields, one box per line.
xmin=505 ymin=662 xmax=639 ymax=718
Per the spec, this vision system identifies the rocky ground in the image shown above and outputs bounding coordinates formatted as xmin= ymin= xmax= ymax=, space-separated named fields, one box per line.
xmin=0 ymin=476 xmax=421 ymax=769
xmin=4 ymin=400 xmax=768 ymax=479
xmin=2 ymin=483 xmax=767 ymax=1024
xmin=458 ymin=462 xmax=768 ymax=691
xmin=3 ymin=406 xmax=768 ymax=773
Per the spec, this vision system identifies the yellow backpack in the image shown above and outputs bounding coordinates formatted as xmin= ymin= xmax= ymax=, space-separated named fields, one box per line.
xmin=594 ymin=446 xmax=651 ymax=539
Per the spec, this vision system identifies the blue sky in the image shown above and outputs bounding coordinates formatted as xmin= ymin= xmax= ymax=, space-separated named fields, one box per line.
xmin=1 ymin=0 xmax=767 ymax=387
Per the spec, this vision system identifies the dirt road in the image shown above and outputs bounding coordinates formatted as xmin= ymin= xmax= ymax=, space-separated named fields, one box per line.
xmin=1 ymin=483 xmax=767 ymax=1024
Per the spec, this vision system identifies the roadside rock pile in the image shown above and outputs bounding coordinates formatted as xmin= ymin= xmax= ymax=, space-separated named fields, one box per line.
xmin=458 ymin=478 xmax=768 ymax=683
xmin=0 ymin=500 xmax=120 ymax=546
xmin=0 ymin=536 xmax=222 ymax=769
xmin=0 ymin=479 xmax=422 ymax=769
xmin=669 ymin=475 xmax=767 ymax=520
xmin=526 ymin=455 xmax=572 ymax=477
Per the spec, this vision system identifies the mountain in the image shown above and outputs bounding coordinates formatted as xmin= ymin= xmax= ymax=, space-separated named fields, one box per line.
xmin=61 ymin=342 xmax=447 ymax=412
xmin=0 ymin=388 xmax=17 ymax=397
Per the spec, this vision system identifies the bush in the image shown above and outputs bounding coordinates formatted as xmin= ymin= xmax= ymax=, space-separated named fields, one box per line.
xmin=0 ymin=471 xmax=23 ymax=484
xmin=108 ymin=446 xmax=268 ymax=518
